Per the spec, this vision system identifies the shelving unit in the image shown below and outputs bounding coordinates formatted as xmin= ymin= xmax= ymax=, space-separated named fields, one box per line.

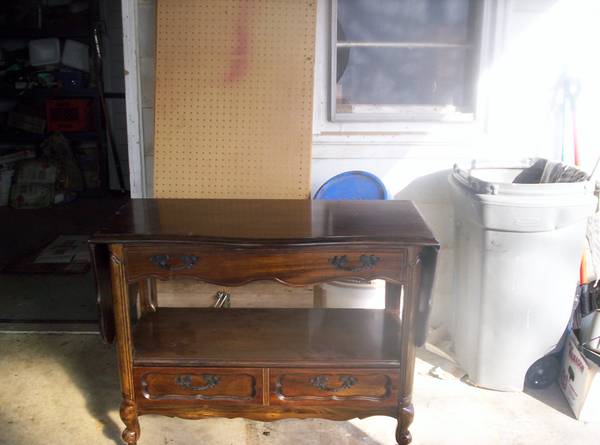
xmin=0 ymin=2 xmax=114 ymax=193
xmin=1 ymin=85 xmax=108 ymax=189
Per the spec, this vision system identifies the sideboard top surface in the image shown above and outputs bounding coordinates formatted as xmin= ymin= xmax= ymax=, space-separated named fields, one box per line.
xmin=90 ymin=199 xmax=438 ymax=247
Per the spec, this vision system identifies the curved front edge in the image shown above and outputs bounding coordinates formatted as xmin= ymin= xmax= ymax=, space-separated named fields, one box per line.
xmin=414 ymin=245 xmax=439 ymax=347
xmin=137 ymin=405 xmax=398 ymax=422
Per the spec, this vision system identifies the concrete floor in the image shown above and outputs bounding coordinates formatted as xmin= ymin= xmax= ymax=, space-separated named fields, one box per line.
xmin=0 ymin=272 xmax=97 ymax=321
xmin=1 ymin=333 xmax=598 ymax=445
xmin=0 ymin=195 xmax=128 ymax=322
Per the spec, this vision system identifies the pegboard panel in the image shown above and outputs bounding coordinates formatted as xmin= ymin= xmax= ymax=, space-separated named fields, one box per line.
xmin=153 ymin=0 xmax=316 ymax=198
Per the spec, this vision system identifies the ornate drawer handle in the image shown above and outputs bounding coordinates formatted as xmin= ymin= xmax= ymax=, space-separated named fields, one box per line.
xmin=150 ymin=254 xmax=198 ymax=272
xmin=330 ymin=254 xmax=380 ymax=272
xmin=175 ymin=374 xmax=220 ymax=391
xmin=310 ymin=375 xmax=357 ymax=392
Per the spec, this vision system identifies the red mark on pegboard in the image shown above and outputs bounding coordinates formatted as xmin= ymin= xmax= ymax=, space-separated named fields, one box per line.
xmin=225 ymin=0 xmax=254 ymax=82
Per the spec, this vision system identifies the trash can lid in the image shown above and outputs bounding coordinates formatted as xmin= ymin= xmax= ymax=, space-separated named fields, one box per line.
xmin=314 ymin=171 xmax=389 ymax=200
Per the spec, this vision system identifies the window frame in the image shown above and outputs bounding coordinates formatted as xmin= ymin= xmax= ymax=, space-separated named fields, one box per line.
xmin=330 ymin=0 xmax=485 ymax=123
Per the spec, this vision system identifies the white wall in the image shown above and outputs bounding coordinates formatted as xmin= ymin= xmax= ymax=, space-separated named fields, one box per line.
xmin=127 ymin=0 xmax=600 ymax=350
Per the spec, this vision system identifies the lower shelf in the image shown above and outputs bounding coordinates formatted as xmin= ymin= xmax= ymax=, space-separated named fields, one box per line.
xmin=132 ymin=308 xmax=402 ymax=368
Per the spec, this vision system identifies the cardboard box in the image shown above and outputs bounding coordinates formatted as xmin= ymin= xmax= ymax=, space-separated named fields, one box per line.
xmin=559 ymin=331 xmax=600 ymax=422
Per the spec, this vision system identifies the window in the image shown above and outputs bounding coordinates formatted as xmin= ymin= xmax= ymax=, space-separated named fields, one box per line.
xmin=331 ymin=0 xmax=482 ymax=122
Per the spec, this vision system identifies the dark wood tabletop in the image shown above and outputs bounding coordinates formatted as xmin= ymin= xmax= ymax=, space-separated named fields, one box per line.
xmin=90 ymin=199 xmax=438 ymax=246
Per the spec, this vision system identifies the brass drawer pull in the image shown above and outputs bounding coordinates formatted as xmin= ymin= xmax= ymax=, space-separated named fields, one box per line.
xmin=175 ymin=374 xmax=220 ymax=391
xmin=330 ymin=254 xmax=380 ymax=272
xmin=310 ymin=375 xmax=357 ymax=392
xmin=150 ymin=254 xmax=198 ymax=272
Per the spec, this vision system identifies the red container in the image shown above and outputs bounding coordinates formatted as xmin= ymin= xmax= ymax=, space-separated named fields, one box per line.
xmin=46 ymin=98 xmax=92 ymax=132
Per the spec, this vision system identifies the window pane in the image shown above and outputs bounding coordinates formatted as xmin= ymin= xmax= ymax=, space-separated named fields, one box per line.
xmin=337 ymin=0 xmax=473 ymax=44
xmin=336 ymin=47 xmax=470 ymax=109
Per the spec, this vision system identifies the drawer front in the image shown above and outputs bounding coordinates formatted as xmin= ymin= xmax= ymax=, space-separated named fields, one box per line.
xmin=125 ymin=245 xmax=407 ymax=285
xmin=269 ymin=369 xmax=398 ymax=406
xmin=134 ymin=367 xmax=263 ymax=406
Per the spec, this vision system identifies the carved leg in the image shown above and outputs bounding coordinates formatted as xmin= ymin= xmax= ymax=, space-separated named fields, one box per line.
xmin=396 ymin=400 xmax=414 ymax=445
xmin=387 ymin=280 xmax=414 ymax=444
xmin=394 ymin=248 xmax=423 ymax=445
xmin=120 ymin=399 xmax=140 ymax=445
xmin=111 ymin=245 xmax=141 ymax=445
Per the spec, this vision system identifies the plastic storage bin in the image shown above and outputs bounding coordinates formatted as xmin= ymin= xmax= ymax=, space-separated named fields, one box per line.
xmin=450 ymin=161 xmax=597 ymax=391
xmin=62 ymin=39 xmax=90 ymax=72
xmin=29 ymin=38 xmax=60 ymax=66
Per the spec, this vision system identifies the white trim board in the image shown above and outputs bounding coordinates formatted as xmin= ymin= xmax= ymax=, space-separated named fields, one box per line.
xmin=121 ymin=0 xmax=147 ymax=198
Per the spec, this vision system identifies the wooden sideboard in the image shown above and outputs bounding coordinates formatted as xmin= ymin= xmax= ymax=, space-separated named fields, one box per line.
xmin=90 ymin=199 xmax=438 ymax=445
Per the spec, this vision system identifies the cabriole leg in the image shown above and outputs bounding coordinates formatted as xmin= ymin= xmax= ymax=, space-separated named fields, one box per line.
xmin=395 ymin=248 xmax=422 ymax=445
xmin=396 ymin=399 xmax=414 ymax=445
xmin=120 ymin=399 xmax=140 ymax=445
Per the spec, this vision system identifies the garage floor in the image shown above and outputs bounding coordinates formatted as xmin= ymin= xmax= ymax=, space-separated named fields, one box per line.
xmin=0 ymin=195 xmax=129 ymax=323
xmin=1 ymin=333 xmax=598 ymax=445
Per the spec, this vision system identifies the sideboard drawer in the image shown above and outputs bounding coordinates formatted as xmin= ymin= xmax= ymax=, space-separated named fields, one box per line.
xmin=269 ymin=369 xmax=398 ymax=406
xmin=134 ymin=367 xmax=263 ymax=406
xmin=124 ymin=245 xmax=407 ymax=284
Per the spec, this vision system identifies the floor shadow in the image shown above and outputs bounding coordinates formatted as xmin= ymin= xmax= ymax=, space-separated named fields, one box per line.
xmin=257 ymin=417 xmax=389 ymax=445
xmin=42 ymin=334 xmax=120 ymax=443
xmin=524 ymin=382 xmax=575 ymax=418
xmin=54 ymin=334 xmax=124 ymax=443
xmin=416 ymin=346 xmax=468 ymax=380
xmin=337 ymin=420 xmax=389 ymax=445
xmin=0 ymin=272 xmax=97 ymax=322
xmin=0 ymin=332 xmax=124 ymax=445
xmin=417 ymin=344 xmax=577 ymax=420
xmin=0 ymin=195 xmax=128 ymax=323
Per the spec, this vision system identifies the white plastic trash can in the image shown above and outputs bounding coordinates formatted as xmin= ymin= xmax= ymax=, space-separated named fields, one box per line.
xmin=450 ymin=161 xmax=597 ymax=391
